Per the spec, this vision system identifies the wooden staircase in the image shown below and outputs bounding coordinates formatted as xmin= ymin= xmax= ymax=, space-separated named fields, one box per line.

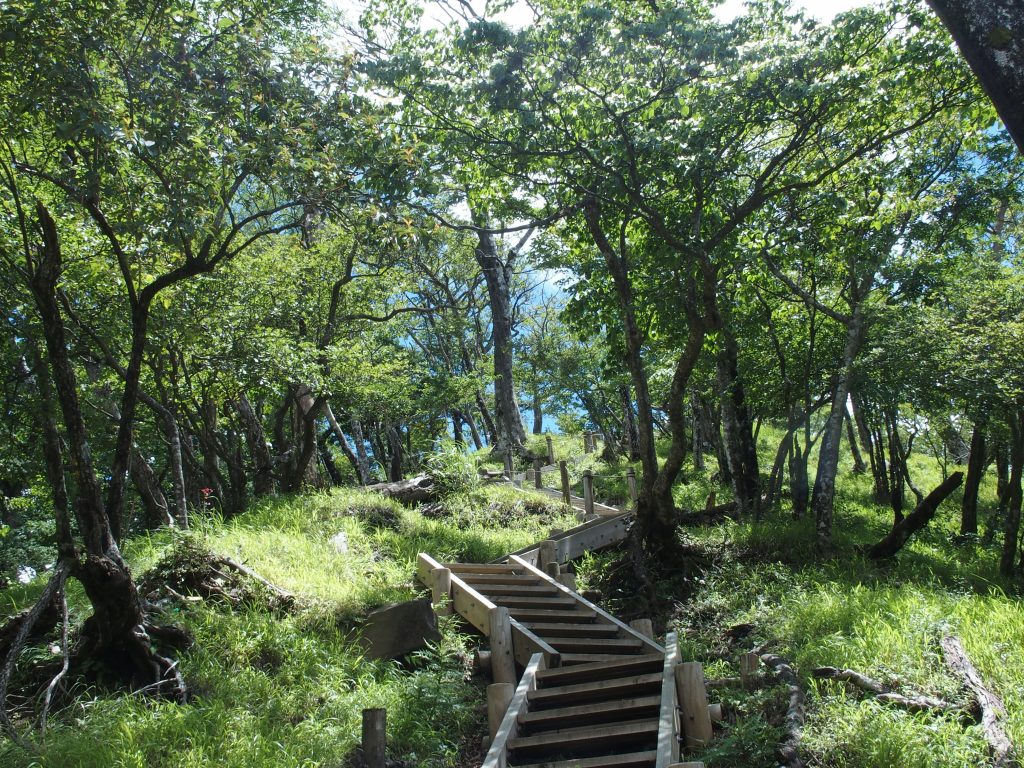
xmin=417 ymin=549 xmax=696 ymax=767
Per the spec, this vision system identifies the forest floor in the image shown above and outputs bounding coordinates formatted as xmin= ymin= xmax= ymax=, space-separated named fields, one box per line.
xmin=0 ymin=433 xmax=1020 ymax=767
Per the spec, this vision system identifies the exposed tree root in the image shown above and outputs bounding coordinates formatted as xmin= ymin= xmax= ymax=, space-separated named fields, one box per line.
xmin=761 ymin=652 xmax=805 ymax=768
xmin=941 ymin=635 xmax=1018 ymax=767
xmin=812 ymin=666 xmax=957 ymax=713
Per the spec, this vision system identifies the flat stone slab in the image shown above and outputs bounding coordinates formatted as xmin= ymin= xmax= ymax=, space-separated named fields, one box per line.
xmin=359 ymin=598 xmax=440 ymax=660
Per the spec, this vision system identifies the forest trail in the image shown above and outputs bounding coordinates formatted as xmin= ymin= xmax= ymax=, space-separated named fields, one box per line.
xmin=417 ymin=483 xmax=708 ymax=768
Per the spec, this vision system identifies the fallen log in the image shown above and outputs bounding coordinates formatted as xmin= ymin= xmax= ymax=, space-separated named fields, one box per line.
xmin=865 ymin=472 xmax=963 ymax=559
xmin=761 ymin=653 xmax=805 ymax=768
xmin=365 ymin=474 xmax=438 ymax=506
xmin=941 ymin=635 xmax=1018 ymax=767
xmin=812 ymin=666 xmax=956 ymax=713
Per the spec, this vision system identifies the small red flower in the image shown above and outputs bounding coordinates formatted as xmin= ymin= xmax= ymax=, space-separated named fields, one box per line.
xmin=200 ymin=487 xmax=213 ymax=497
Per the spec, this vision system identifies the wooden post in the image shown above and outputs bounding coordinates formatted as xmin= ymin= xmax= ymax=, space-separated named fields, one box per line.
xmin=489 ymin=606 xmax=515 ymax=684
xmin=533 ymin=458 xmax=543 ymax=489
xmin=475 ymin=649 xmax=492 ymax=676
xmin=559 ymin=460 xmax=571 ymax=505
xmin=668 ymin=763 xmax=706 ymax=768
xmin=708 ymin=703 xmax=723 ymax=722
xmin=545 ymin=434 xmax=555 ymax=464
xmin=626 ymin=468 xmax=638 ymax=507
xmin=557 ymin=572 xmax=576 ymax=590
xmin=583 ymin=470 xmax=595 ymax=517
xmin=629 ymin=618 xmax=654 ymax=639
xmin=362 ymin=708 xmax=386 ymax=768
xmin=584 ymin=431 xmax=593 ymax=454
xmin=538 ymin=539 xmax=557 ymax=571
xmin=740 ymin=652 xmax=759 ymax=690
xmin=430 ymin=566 xmax=452 ymax=616
xmin=525 ymin=467 xmax=535 ymax=486
xmin=487 ymin=682 xmax=515 ymax=739
xmin=675 ymin=662 xmax=713 ymax=749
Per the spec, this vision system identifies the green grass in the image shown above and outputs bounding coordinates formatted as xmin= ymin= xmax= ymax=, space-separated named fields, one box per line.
xmin=0 ymin=484 xmax=574 ymax=768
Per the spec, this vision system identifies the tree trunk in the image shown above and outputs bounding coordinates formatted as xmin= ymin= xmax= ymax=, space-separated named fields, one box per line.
xmin=716 ymin=328 xmax=761 ymax=518
xmin=961 ymin=421 xmax=986 ymax=536
xmin=387 ymin=426 xmax=404 ymax=482
xmin=1000 ymin=410 xmax=1023 ymax=576
xmin=927 ymin=0 xmax=1024 ymax=154
xmin=451 ymin=410 xmax=465 ymax=444
xmin=532 ymin=377 xmax=543 ymax=434
xmin=319 ymin=428 xmax=343 ymax=485
xmin=466 ymin=407 xmax=484 ymax=450
xmin=471 ymin=215 xmax=526 ymax=458
xmin=790 ymin=438 xmax=809 ymax=519
xmin=691 ymin=395 xmax=705 ymax=471
xmin=812 ymin=307 xmax=865 ymax=549
xmin=161 ymin=410 xmax=189 ymax=526
xmin=846 ymin=414 xmax=867 ymax=474
xmin=886 ymin=410 xmax=906 ymax=524
xmin=350 ymin=417 xmax=372 ymax=483
xmin=237 ymin=392 xmax=274 ymax=497
xmin=27 ymin=203 xmax=180 ymax=693
xmin=621 ymin=385 xmax=641 ymax=462
xmin=866 ymin=472 xmax=965 ymax=559
xmin=130 ymin=450 xmax=171 ymax=529
xmin=765 ymin=427 xmax=794 ymax=509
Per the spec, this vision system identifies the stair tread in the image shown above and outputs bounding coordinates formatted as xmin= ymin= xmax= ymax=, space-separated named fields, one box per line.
xmin=508 ymin=718 xmax=659 ymax=751
xmin=559 ymin=653 xmax=649 ymax=665
xmin=536 ymin=653 xmax=663 ymax=685
xmin=477 ymin=584 xmax=562 ymax=596
xmin=518 ymin=695 xmax=661 ymax=732
xmin=513 ymin=749 xmax=657 ymax=768
xmin=521 ymin=622 xmax=620 ymax=637
xmin=494 ymin=596 xmax=578 ymax=608
xmin=528 ymin=672 xmax=662 ymax=707
xmin=509 ymin=608 xmax=598 ymax=622
xmin=546 ymin=637 xmax=643 ymax=650
xmin=460 ymin=574 xmax=543 ymax=585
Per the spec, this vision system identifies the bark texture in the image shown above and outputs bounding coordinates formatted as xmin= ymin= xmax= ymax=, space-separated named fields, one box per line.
xmin=866 ymin=472 xmax=964 ymax=559
xmin=928 ymin=0 xmax=1024 ymax=154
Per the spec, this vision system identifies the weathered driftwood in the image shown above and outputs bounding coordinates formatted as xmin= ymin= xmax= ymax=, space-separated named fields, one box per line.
xmin=761 ymin=653 xmax=805 ymax=768
xmin=679 ymin=501 xmax=739 ymax=525
xmin=941 ymin=635 xmax=1018 ymax=767
xmin=365 ymin=474 xmax=438 ymax=505
xmin=812 ymin=666 xmax=956 ymax=713
xmin=865 ymin=472 xmax=963 ymax=559
xmin=214 ymin=557 xmax=294 ymax=604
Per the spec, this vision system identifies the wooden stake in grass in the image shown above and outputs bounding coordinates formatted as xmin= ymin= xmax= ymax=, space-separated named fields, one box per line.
xmin=583 ymin=470 xmax=595 ymax=517
xmin=545 ymin=435 xmax=555 ymax=464
xmin=740 ymin=652 xmax=760 ymax=690
xmin=430 ymin=567 xmax=452 ymax=616
xmin=559 ymin=460 xmax=571 ymax=506
xmin=362 ymin=708 xmax=386 ymax=768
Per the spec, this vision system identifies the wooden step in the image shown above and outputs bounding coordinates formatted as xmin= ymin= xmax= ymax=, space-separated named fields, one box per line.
xmin=559 ymin=653 xmax=654 ymax=665
xmin=545 ymin=636 xmax=644 ymax=654
xmin=444 ymin=563 xmax=523 ymax=574
xmin=509 ymin=608 xmax=598 ymax=622
xmin=508 ymin=718 xmax=659 ymax=756
xmin=476 ymin=584 xmax=561 ymax=597
xmin=527 ymin=672 xmax=662 ymax=708
xmin=536 ymin=654 xmax=663 ymax=686
xmin=520 ymin=622 xmax=621 ymax=638
xmin=514 ymin=749 xmax=657 ymax=768
xmin=459 ymin=573 xmax=543 ymax=586
xmin=493 ymin=595 xmax=577 ymax=609
xmin=518 ymin=695 xmax=661 ymax=733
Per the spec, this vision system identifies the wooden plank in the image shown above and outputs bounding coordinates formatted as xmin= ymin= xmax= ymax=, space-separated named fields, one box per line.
xmin=475 ymin=584 xmax=561 ymax=597
xmin=509 ymin=555 xmax=664 ymax=655
xmin=519 ymin=622 xmax=620 ymax=638
xmin=518 ymin=694 xmax=661 ymax=732
xmin=511 ymin=619 xmax=562 ymax=669
xmin=656 ymin=631 xmax=682 ymax=768
xmin=493 ymin=595 xmax=578 ymax=609
xmin=509 ymin=607 xmax=598 ymax=622
xmin=559 ymin=653 xmax=651 ymax=666
xmin=482 ymin=652 xmax=546 ymax=768
xmin=460 ymin=574 xmax=543 ymax=586
xmin=508 ymin=718 xmax=659 ymax=752
xmin=516 ymin=751 xmax=657 ymax=768
xmin=446 ymin=563 xmax=524 ymax=574
xmin=546 ymin=636 xmax=644 ymax=653
xmin=537 ymin=654 xmax=665 ymax=686
xmin=675 ymin=662 xmax=713 ymax=750
xmin=558 ymin=514 xmax=631 ymax=561
xmin=527 ymin=672 xmax=663 ymax=708
xmin=416 ymin=552 xmax=444 ymax=587
xmin=450 ymin=575 xmax=498 ymax=635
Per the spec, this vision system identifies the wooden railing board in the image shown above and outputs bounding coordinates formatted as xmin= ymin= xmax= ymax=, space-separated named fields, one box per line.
xmin=656 ymin=632 xmax=682 ymax=768
xmin=481 ymin=652 xmax=546 ymax=768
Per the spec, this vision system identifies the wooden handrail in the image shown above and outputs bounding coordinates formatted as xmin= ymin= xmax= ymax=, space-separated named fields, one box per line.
xmin=481 ymin=652 xmax=546 ymax=768
xmin=417 ymin=553 xmax=497 ymax=635
xmin=656 ymin=631 xmax=682 ymax=768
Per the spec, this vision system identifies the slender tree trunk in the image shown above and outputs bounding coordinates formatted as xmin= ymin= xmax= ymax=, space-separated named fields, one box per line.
xmin=1000 ymin=409 xmax=1023 ymax=576
xmin=846 ymin=414 xmax=867 ymax=474
xmin=691 ymin=395 xmax=705 ymax=471
xmin=474 ymin=390 xmax=497 ymax=445
xmin=886 ymin=410 xmax=906 ymax=524
xmin=961 ymin=421 xmax=986 ymax=536
xmin=387 ymin=426 xmax=404 ymax=482
xmin=791 ymin=438 xmax=809 ymax=519
xmin=702 ymin=396 xmax=733 ymax=486
xmin=319 ymin=428 xmax=343 ymax=485
xmin=531 ymin=376 xmax=544 ymax=434
xmin=130 ymin=450 xmax=171 ymax=529
xmin=161 ymin=411 xmax=189 ymax=526
xmin=465 ymin=407 xmax=484 ymax=450
xmin=716 ymin=328 xmax=761 ymax=518
xmin=766 ymin=426 xmax=795 ymax=508
xmin=237 ymin=392 xmax=274 ymax=497
xmin=621 ymin=385 xmax=641 ymax=462
xmin=451 ymin=411 xmax=465 ymax=444
xmin=812 ymin=307 xmax=865 ymax=548
xmin=472 ymin=217 xmax=526 ymax=457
